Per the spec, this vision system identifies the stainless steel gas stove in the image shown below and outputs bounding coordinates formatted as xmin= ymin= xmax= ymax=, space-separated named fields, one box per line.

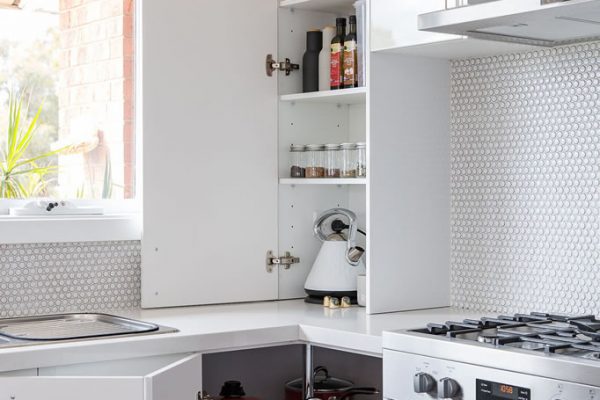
xmin=383 ymin=312 xmax=600 ymax=399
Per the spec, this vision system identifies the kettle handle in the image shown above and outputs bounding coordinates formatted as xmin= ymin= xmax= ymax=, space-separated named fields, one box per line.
xmin=313 ymin=208 xmax=363 ymax=265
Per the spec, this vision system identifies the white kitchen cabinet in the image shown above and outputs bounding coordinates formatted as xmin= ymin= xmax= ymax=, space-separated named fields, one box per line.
xmin=142 ymin=0 xmax=368 ymax=307
xmin=368 ymin=52 xmax=451 ymax=313
xmin=0 ymin=353 xmax=202 ymax=400
xmin=370 ymin=0 xmax=536 ymax=58
xmin=142 ymin=0 xmax=280 ymax=307
xmin=371 ymin=0 xmax=461 ymax=52
xmin=141 ymin=0 xmax=452 ymax=314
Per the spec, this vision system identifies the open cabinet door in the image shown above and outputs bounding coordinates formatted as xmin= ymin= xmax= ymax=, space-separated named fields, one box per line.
xmin=142 ymin=0 xmax=279 ymax=307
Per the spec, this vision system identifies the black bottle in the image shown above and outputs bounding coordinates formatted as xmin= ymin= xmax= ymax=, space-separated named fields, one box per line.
xmin=343 ymin=15 xmax=358 ymax=88
xmin=302 ymin=30 xmax=323 ymax=93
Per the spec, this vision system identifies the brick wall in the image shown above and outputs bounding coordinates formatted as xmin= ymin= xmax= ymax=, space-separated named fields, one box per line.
xmin=58 ymin=0 xmax=134 ymax=199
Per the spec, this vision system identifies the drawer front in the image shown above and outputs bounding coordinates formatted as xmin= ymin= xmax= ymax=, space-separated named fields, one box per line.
xmin=0 ymin=353 xmax=202 ymax=400
xmin=0 ymin=377 xmax=143 ymax=400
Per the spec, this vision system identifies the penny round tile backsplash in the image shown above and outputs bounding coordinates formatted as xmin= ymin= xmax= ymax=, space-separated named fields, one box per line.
xmin=451 ymin=42 xmax=600 ymax=315
xmin=0 ymin=241 xmax=141 ymax=318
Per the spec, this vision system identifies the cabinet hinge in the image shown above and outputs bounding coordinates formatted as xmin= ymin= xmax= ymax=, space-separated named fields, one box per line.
xmin=266 ymin=250 xmax=300 ymax=272
xmin=266 ymin=54 xmax=299 ymax=77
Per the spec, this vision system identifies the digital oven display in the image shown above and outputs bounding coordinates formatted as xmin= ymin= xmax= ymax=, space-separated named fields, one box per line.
xmin=476 ymin=379 xmax=531 ymax=400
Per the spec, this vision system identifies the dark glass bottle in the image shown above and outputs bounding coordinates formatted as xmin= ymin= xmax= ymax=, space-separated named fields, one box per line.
xmin=302 ymin=30 xmax=323 ymax=93
xmin=330 ymin=18 xmax=346 ymax=90
xmin=343 ymin=15 xmax=358 ymax=88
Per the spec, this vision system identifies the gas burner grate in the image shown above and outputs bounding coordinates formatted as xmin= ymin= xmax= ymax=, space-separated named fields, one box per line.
xmin=412 ymin=312 xmax=600 ymax=361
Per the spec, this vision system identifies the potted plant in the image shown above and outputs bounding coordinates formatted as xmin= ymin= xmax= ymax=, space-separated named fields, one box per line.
xmin=0 ymin=92 xmax=66 ymax=199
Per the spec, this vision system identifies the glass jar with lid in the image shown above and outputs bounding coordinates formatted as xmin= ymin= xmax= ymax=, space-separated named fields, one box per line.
xmin=355 ymin=142 xmax=366 ymax=178
xmin=289 ymin=144 xmax=306 ymax=178
xmin=324 ymin=144 xmax=341 ymax=178
xmin=305 ymin=144 xmax=325 ymax=178
xmin=340 ymin=143 xmax=357 ymax=178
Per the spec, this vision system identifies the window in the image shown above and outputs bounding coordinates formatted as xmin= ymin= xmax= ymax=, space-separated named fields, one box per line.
xmin=0 ymin=0 xmax=136 ymax=210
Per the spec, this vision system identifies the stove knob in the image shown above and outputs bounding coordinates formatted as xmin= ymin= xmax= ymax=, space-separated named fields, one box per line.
xmin=413 ymin=372 xmax=436 ymax=394
xmin=438 ymin=377 xmax=461 ymax=399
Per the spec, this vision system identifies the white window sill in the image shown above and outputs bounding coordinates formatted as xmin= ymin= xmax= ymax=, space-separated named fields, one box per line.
xmin=0 ymin=214 xmax=141 ymax=244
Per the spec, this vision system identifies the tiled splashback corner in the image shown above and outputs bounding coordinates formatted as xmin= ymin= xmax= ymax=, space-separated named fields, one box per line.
xmin=450 ymin=42 xmax=600 ymax=315
xmin=0 ymin=241 xmax=141 ymax=318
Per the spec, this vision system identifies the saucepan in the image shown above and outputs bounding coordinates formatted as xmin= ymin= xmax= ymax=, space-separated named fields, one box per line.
xmin=284 ymin=366 xmax=379 ymax=400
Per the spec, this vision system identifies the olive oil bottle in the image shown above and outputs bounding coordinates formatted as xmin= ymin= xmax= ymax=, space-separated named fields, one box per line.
xmin=343 ymin=15 xmax=358 ymax=88
xmin=330 ymin=17 xmax=346 ymax=90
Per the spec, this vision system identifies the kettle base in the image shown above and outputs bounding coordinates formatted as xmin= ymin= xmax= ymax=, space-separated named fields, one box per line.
xmin=304 ymin=289 xmax=358 ymax=305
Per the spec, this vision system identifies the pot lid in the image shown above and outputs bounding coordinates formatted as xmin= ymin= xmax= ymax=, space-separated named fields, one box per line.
xmin=286 ymin=367 xmax=353 ymax=391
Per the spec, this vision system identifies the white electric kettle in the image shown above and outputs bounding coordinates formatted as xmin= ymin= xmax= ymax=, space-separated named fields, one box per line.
xmin=304 ymin=208 xmax=366 ymax=304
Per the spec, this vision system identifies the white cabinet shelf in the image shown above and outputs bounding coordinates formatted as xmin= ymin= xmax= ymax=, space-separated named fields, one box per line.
xmin=280 ymin=87 xmax=366 ymax=105
xmin=280 ymin=178 xmax=366 ymax=185
xmin=279 ymin=0 xmax=356 ymax=14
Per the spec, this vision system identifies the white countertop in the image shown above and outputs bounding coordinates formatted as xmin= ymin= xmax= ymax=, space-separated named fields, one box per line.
xmin=0 ymin=300 xmax=482 ymax=373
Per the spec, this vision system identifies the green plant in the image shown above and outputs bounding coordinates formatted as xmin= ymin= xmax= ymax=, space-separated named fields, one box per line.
xmin=0 ymin=93 xmax=65 ymax=198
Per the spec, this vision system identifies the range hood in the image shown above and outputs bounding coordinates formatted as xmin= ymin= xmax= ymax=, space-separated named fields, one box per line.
xmin=419 ymin=0 xmax=600 ymax=47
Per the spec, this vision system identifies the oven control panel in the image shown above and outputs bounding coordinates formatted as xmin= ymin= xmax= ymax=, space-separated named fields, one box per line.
xmin=383 ymin=349 xmax=599 ymax=400
xmin=476 ymin=379 xmax=530 ymax=400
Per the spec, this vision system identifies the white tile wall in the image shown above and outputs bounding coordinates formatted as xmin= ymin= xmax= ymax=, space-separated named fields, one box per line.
xmin=451 ymin=42 xmax=600 ymax=314
xmin=0 ymin=241 xmax=141 ymax=318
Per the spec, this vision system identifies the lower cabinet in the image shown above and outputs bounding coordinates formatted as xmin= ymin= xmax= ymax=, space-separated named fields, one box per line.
xmin=0 ymin=353 xmax=202 ymax=400
xmin=0 ymin=345 xmax=383 ymax=400
xmin=202 ymin=345 xmax=383 ymax=400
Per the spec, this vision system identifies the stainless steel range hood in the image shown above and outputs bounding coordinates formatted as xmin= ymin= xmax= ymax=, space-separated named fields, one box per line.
xmin=419 ymin=0 xmax=600 ymax=47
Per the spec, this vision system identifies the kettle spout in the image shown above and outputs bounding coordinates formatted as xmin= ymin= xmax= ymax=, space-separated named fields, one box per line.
xmin=346 ymin=246 xmax=365 ymax=265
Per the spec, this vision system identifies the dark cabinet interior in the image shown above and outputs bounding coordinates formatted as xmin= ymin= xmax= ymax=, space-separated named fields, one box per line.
xmin=202 ymin=345 xmax=382 ymax=399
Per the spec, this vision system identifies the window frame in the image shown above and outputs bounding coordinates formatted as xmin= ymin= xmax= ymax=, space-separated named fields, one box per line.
xmin=0 ymin=0 xmax=143 ymax=244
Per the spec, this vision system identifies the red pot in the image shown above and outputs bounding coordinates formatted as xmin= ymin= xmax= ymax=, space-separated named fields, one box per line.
xmin=284 ymin=367 xmax=378 ymax=400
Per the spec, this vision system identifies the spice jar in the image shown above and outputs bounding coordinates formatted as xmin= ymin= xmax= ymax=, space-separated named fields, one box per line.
xmin=324 ymin=144 xmax=341 ymax=178
xmin=356 ymin=142 xmax=366 ymax=178
xmin=340 ymin=143 xmax=357 ymax=178
xmin=289 ymin=144 xmax=306 ymax=178
xmin=305 ymin=144 xmax=325 ymax=178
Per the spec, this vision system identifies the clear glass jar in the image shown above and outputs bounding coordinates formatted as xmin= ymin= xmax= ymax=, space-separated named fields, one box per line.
xmin=356 ymin=142 xmax=366 ymax=178
xmin=305 ymin=144 xmax=325 ymax=178
xmin=289 ymin=144 xmax=306 ymax=178
xmin=324 ymin=144 xmax=341 ymax=178
xmin=340 ymin=143 xmax=357 ymax=178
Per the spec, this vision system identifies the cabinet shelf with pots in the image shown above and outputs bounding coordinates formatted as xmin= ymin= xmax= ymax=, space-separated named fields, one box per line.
xmin=279 ymin=178 xmax=366 ymax=185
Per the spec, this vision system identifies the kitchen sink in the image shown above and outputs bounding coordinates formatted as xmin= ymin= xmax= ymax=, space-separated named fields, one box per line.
xmin=0 ymin=313 xmax=178 ymax=349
